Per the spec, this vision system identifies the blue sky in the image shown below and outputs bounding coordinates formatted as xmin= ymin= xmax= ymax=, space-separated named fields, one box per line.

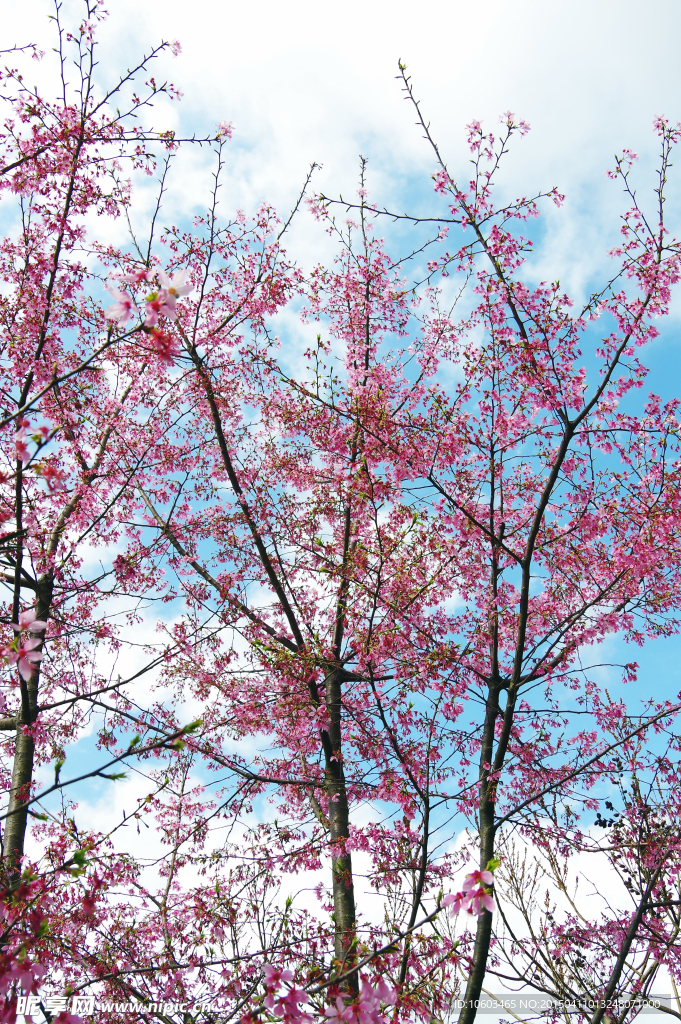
xmin=7 ymin=0 xmax=681 ymax=231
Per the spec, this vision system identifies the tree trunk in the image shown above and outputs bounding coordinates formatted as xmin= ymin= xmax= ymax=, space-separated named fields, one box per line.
xmin=324 ymin=667 xmax=357 ymax=993
xmin=458 ymin=682 xmax=499 ymax=1024
xmin=3 ymin=575 xmax=53 ymax=876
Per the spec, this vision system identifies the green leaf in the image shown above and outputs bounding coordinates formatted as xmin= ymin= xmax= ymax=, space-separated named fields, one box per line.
xmin=71 ymin=850 xmax=87 ymax=868
xmin=485 ymin=856 xmax=502 ymax=873
xmin=181 ymin=719 xmax=203 ymax=734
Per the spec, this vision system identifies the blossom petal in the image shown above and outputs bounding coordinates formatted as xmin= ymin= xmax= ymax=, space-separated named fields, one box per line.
xmin=18 ymin=652 xmax=43 ymax=680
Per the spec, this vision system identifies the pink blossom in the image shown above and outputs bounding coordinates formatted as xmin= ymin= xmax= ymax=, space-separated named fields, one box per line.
xmin=116 ymin=268 xmax=153 ymax=286
xmin=105 ymin=285 xmax=139 ymax=325
xmin=370 ymin=978 xmax=397 ymax=1006
xmin=444 ymin=880 xmax=495 ymax=917
xmin=324 ymin=977 xmax=397 ymax=1024
xmin=263 ymin=964 xmax=294 ymax=988
xmin=157 ymin=268 xmax=193 ymax=309
xmin=38 ymin=463 xmax=67 ymax=492
xmin=3 ymin=638 xmax=43 ymax=680
xmin=144 ymin=291 xmax=177 ymax=327
xmin=15 ymin=429 xmax=30 ymax=466
xmin=262 ymin=965 xmax=311 ymax=1024
xmin=465 ymin=887 xmax=495 ymax=915
xmin=443 ymin=890 xmax=470 ymax=914
xmin=463 ymin=869 xmax=495 ymax=891
xmin=147 ymin=328 xmax=180 ymax=364
xmin=15 ymin=419 xmax=32 ymax=466
xmin=12 ymin=609 xmax=48 ymax=633
xmin=325 ymin=996 xmax=355 ymax=1023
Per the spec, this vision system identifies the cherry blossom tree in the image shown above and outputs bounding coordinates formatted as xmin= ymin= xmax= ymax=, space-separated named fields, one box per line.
xmin=2 ymin=7 xmax=681 ymax=1024
xmin=310 ymin=70 xmax=681 ymax=1024
xmin=0 ymin=2 xmax=219 ymax=1015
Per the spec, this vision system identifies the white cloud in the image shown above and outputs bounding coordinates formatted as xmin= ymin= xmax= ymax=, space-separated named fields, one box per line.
xmin=8 ymin=0 xmax=681 ymax=268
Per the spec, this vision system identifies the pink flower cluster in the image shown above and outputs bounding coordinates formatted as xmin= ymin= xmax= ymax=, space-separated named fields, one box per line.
xmin=0 ymin=883 xmax=47 ymax=1022
xmin=147 ymin=329 xmax=181 ymax=365
xmin=324 ymin=977 xmax=397 ymax=1024
xmin=15 ymin=420 xmax=49 ymax=468
xmin=37 ymin=463 xmax=67 ymax=493
xmin=2 ymin=608 xmax=48 ymax=681
xmin=443 ymin=869 xmax=495 ymax=916
xmin=105 ymin=269 xmax=192 ymax=329
xmin=263 ymin=965 xmax=311 ymax=1024
xmin=239 ymin=966 xmax=310 ymax=1024
xmin=242 ymin=968 xmax=398 ymax=1024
